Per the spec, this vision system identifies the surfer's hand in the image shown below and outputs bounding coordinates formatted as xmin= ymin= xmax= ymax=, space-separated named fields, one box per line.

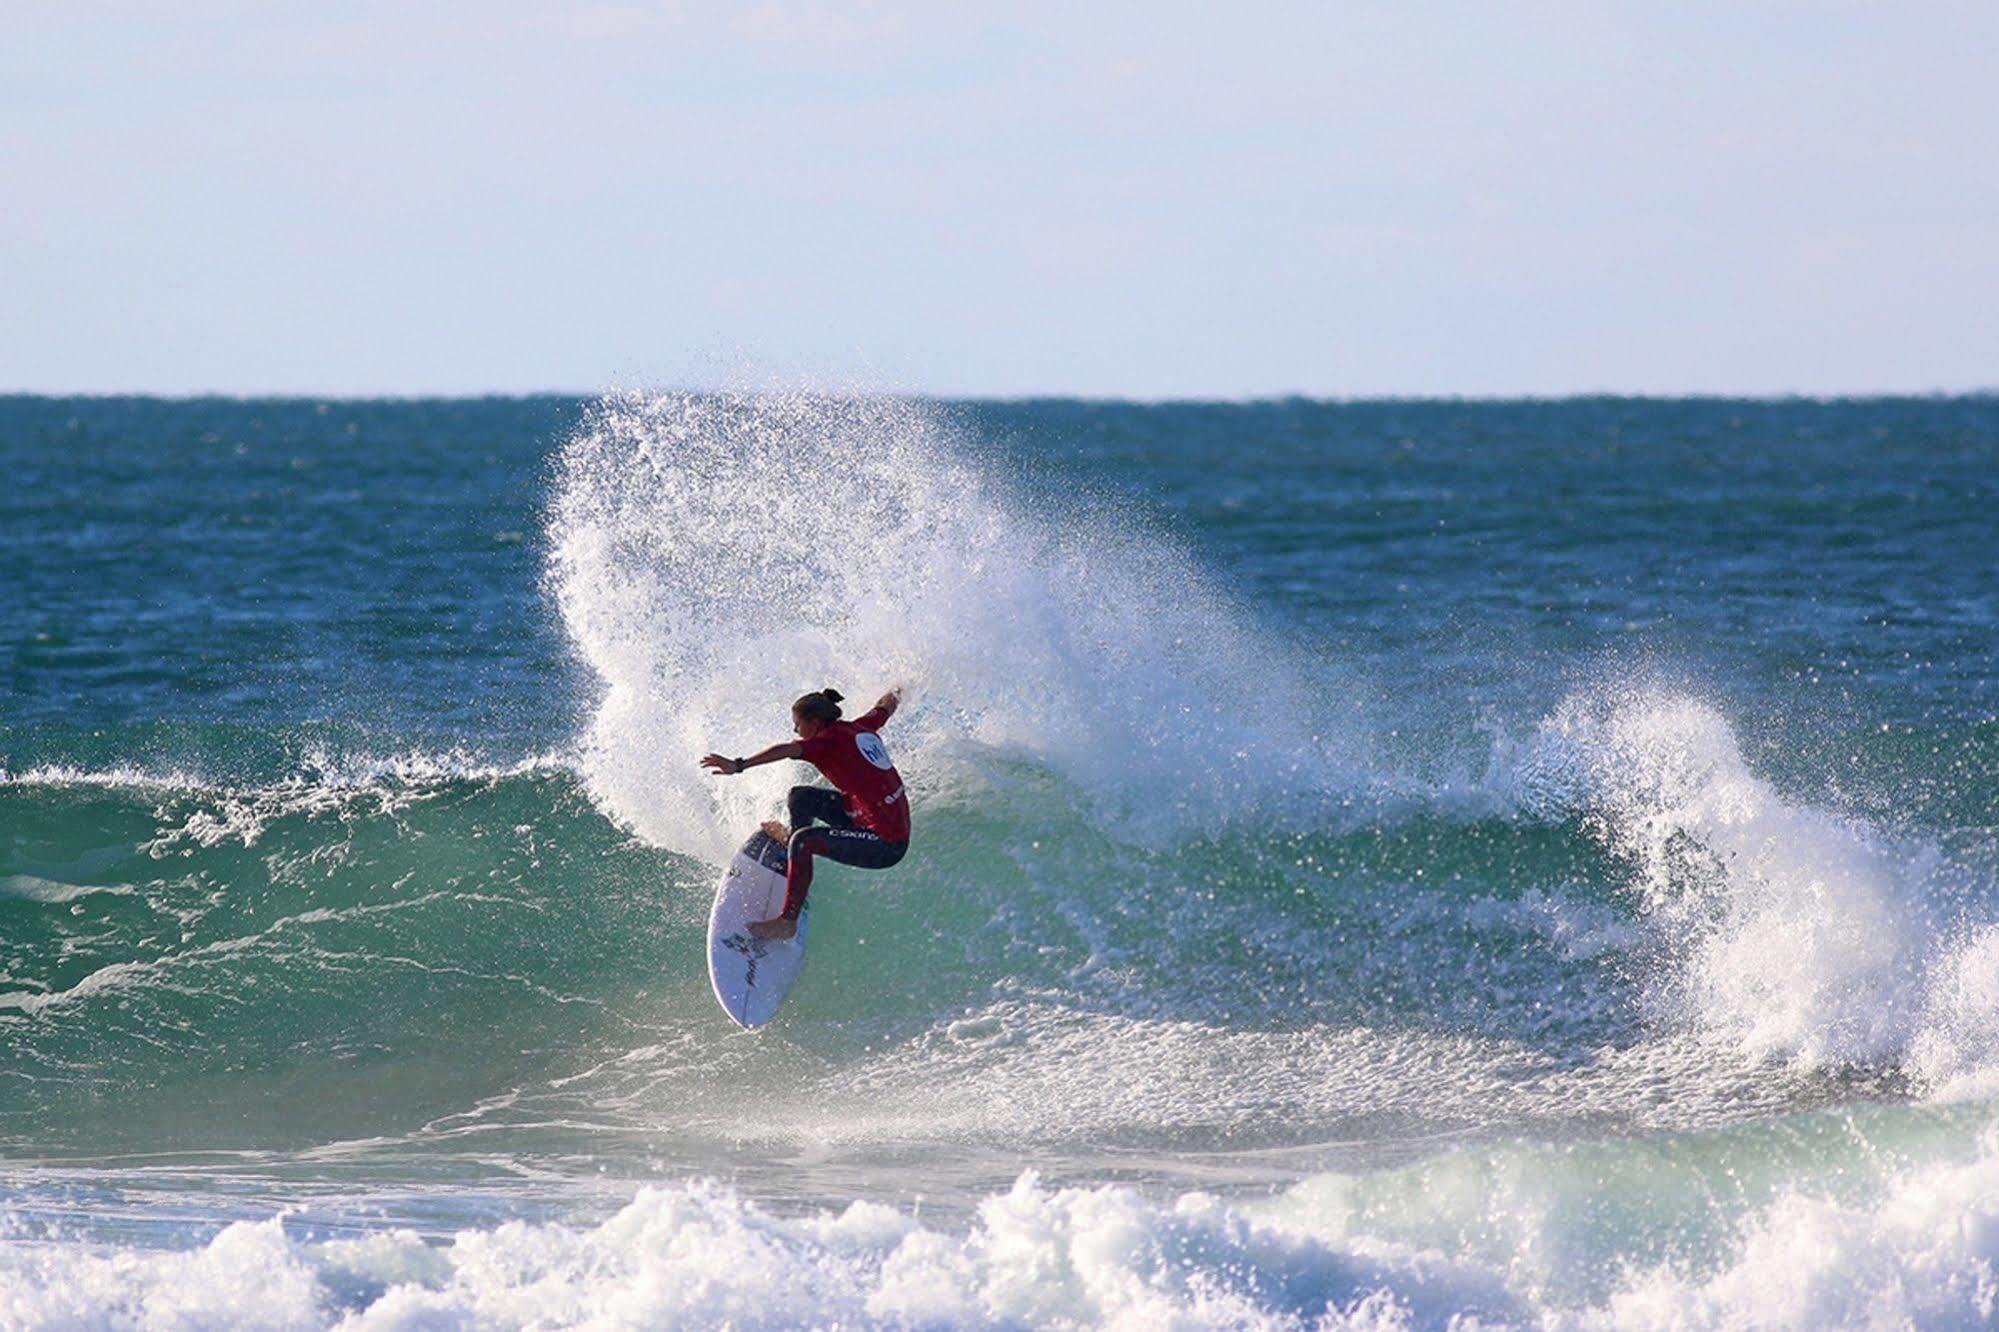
xmin=700 ymin=753 xmax=742 ymax=776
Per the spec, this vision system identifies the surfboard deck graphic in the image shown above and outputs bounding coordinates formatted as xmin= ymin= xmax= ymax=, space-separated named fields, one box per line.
xmin=707 ymin=830 xmax=810 ymax=1028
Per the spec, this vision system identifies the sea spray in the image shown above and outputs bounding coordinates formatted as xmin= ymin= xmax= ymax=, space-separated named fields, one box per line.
xmin=545 ymin=390 xmax=1361 ymax=863
xmin=1505 ymin=681 xmax=1999 ymax=1076
xmin=1912 ymin=924 xmax=1999 ymax=1099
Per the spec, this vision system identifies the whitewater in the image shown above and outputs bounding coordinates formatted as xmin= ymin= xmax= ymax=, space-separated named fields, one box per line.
xmin=2 ymin=391 xmax=1996 ymax=1328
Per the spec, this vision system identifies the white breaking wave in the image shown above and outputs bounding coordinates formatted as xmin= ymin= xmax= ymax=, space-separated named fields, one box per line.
xmin=0 ymin=762 xmax=211 ymax=793
xmin=6 ymin=1126 xmax=1999 ymax=1330
xmin=0 ymin=749 xmax=566 ymax=850
xmin=545 ymin=390 xmax=1365 ymax=864
xmin=1912 ymin=923 xmax=1999 ymax=1100
xmin=0 ymin=749 xmax=562 ymax=797
xmin=1502 ymin=681 xmax=1999 ymax=1088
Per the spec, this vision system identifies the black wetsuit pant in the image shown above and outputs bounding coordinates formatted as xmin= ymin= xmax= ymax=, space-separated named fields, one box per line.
xmin=781 ymin=785 xmax=907 ymax=919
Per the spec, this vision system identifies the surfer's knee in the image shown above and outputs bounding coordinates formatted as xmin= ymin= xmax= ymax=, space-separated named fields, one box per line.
xmin=788 ymin=785 xmax=843 ymax=830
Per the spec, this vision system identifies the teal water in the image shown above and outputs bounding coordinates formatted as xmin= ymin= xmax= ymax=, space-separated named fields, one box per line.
xmin=2 ymin=392 xmax=1997 ymax=1327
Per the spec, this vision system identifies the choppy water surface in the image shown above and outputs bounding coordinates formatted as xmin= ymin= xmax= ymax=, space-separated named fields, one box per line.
xmin=2 ymin=393 xmax=1997 ymax=1327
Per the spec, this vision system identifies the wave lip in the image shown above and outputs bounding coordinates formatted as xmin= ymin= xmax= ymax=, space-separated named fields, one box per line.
xmin=1500 ymin=681 xmax=1997 ymax=1086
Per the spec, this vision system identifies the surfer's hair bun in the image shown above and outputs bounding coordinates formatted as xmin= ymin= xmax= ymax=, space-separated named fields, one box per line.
xmin=793 ymin=689 xmax=845 ymax=722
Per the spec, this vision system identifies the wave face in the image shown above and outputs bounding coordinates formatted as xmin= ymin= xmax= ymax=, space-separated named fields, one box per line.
xmin=3 ymin=393 xmax=1999 ymax=1327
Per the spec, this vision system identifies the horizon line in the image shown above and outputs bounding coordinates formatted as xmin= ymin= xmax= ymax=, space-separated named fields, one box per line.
xmin=5 ymin=386 xmax=1997 ymax=407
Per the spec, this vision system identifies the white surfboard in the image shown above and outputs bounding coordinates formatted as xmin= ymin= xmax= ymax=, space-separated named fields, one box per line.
xmin=707 ymin=830 xmax=811 ymax=1028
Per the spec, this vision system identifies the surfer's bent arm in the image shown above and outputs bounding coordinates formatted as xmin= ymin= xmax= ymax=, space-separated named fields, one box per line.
xmin=700 ymin=743 xmax=801 ymax=776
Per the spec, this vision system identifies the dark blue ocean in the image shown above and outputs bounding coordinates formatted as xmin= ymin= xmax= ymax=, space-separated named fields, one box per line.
xmin=3 ymin=392 xmax=1997 ymax=1327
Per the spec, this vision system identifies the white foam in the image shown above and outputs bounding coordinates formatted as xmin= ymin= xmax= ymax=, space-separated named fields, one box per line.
xmin=1265 ymin=1112 xmax=1999 ymax=1329
xmin=545 ymin=390 xmax=1362 ymax=864
xmin=1600 ymin=1128 xmax=1999 ymax=1329
xmin=0 ymin=1176 xmax=1511 ymax=1330
xmin=0 ymin=875 xmax=133 ymax=905
xmin=8 ymin=1130 xmax=1999 ymax=1330
xmin=541 ymin=996 xmax=1829 ymax=1160
xmin=0 ymin=1216 xmax=325 ymax=1330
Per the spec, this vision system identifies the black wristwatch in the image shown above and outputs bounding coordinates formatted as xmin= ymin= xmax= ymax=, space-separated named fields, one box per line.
xmin=732 ymin=757 xmax=747 ymax=774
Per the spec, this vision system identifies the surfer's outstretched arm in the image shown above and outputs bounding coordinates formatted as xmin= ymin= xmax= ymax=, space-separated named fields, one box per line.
xmin=700 ymin=743 xmax=802 ymax=776
xmin=870 ymin=687 xmax=901 ymax=721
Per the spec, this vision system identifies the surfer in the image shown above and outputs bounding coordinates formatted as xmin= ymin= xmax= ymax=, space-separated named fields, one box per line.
xmin=700 ymin=687 xmax=909 ymax=940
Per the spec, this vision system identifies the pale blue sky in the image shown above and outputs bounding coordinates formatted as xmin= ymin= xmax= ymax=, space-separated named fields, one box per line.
xmin=6 ymin=2 xmax=1996 ymax=397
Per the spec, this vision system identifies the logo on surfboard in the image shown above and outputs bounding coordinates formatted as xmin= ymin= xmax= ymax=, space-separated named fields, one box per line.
xmin=723 ymin=932 xmax=767 ymax=987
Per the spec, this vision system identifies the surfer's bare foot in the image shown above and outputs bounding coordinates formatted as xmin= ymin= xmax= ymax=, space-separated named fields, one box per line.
xmin=746 ymin=916 xmax=797 ymax=941
xmin=761 ymin=820 xmax=789 ymax=842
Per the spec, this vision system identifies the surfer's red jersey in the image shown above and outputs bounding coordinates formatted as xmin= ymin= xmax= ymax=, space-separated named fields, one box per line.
xmin=697 ymin=686 xmax=910 ymax=940
xmin=795 ymin=706 xmax=910 ymax=842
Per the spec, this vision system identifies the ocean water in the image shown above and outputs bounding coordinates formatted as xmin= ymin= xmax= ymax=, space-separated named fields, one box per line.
xmin=2 ymin=391 xmax=1997 ymax=1328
